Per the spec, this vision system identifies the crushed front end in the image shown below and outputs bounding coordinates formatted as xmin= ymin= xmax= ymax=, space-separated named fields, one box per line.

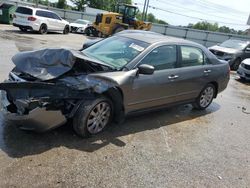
xmin=0 ymin=75 xmax=92 ymax=132
xmin=0 ymin=48 xmax=116 ymax=132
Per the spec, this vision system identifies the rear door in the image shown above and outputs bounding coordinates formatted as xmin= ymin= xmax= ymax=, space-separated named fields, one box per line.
xmin=46 ymin=12 xmax=58 ymax=30
xmin=126 ymin=45 xmax=180 ymax=112
xmin=14 ymin=7 xmax=33 ymax=25
xmin=51 ymin=13 xmax=65 ymax=30
xmin=173 ymin=45 xmax=214 ymax=102
xmin=35 ymin=10 xmax=56 ymax=30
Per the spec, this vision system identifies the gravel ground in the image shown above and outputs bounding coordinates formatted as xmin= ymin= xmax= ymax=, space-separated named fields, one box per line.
xmin=0 ymin=25 xmax=250 ymax=188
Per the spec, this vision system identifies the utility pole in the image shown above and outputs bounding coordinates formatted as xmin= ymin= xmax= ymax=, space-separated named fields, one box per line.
xmin=144 ymin=0 xmax=150 ymax=21
xmin=142 ymin=0 xmax=147 ymax=21
xmin=35 ymin=0 xmax=38 ymax=8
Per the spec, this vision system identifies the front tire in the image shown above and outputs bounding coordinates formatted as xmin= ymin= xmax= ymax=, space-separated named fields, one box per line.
xmin=63 ymin=25 xmax=70 ymax=34
xmin=193 ymin=84 xmax=215 ymax=110
xmin=85 ymin=26 xmax=98 ymax=37
xmin=73 ymin=97 xmax=113 ymax=138
xmin=231 ymin=58 xmax=241 ymax=71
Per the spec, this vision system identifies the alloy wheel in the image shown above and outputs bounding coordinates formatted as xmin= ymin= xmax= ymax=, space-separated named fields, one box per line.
xmin=199 ymin=86 xmax=214 ymax=108
xmin=86 ymin=102 xmax=111 ymax=134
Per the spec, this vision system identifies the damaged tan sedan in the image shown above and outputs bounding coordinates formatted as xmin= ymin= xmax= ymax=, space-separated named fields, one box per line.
xmin=0 ymin=31 xmax=230 ymax=137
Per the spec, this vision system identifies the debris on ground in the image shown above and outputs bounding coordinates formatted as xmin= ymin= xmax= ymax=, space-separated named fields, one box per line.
xmin=242 ymin=107 xmax=250 ymax=114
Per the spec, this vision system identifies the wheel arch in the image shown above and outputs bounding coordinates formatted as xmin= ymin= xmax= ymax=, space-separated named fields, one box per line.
xmin=102 ymin=86 xmax=125 ymax=123
xmin=209 ymin=81 xmax=218 ymax=98
xmin=39 ymin=23 xmax=48 ymax=31
xmin=231 ymin=57 xmax=242 ymax=70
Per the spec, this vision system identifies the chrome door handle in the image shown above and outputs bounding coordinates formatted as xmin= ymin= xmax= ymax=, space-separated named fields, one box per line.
xmin=168 ymin=75 xmax=179 ymax=79
xmin=204 ymin=70 xmax=211 ymax=73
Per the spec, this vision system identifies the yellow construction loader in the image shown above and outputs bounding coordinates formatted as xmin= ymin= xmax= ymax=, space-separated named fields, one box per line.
xmin=85 ymin=4 xmax=152 ymax=37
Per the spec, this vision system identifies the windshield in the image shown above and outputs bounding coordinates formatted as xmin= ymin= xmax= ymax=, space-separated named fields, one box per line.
xmin=74 ymin=20 xmax=89 ymax=24
xmin=220 ymin=40 xmax=248 ymax=50
xmin=82 ymin=36 xmax=149 ymax=69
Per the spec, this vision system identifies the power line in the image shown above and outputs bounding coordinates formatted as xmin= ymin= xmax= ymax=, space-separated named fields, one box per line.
xmin=195 ymin=0 xmax=248 ymax=15
xmin=154 ymin=0 xmax=245 ymax=22
xmin=135 ymin=2 xmax=248 ymax=26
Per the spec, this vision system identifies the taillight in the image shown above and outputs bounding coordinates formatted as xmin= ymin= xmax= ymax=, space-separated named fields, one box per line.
xmin=13 ymin=14 xmax=16 ymax=18
xmin=28 ymin=16 xmax=36 ymax=21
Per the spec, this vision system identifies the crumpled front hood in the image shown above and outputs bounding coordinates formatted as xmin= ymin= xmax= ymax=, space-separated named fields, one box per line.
xmin=12 ymin=48 xmax=108 ymax=81
xmin=209 ymin=45 xmax=239 ymax=54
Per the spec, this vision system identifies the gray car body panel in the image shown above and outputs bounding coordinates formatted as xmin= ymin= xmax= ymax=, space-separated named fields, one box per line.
xmin=0 ymin=31 xmax=230 ymax=131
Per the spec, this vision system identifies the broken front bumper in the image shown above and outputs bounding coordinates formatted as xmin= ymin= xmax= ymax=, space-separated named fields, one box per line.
xmin=0 ymin=90 xmax=67 ymax=132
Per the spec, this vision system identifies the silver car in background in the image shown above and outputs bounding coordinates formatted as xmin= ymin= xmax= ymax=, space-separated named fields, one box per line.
xmin=69 ymin=19 xmax=90 ymax=33
xmin=0 ymin=31 xmax=230 ymax=138
xmin=237 ymin=58 xmax=250 ymax=80
xmin=209 ymin=39 xmax=250 ymax=70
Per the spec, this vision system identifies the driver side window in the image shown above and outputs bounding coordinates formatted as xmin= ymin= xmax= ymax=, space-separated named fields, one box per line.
xmin=139 ymin=45 xmax=177 ymax=70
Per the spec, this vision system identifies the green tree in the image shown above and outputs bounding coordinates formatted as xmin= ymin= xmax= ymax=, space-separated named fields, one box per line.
xmin=70 ymin=0 xmax=132 ymax=11
xmin=192 ymin=21 xmax=218 ymax=31
xmin=70 ymin=0 xmax=86 ymax=11
xmin=188 ymin=21 xmax=246 ymax=35
xmin=37 ymin=0 xmax=49 ymax=6
xmin=145 ymin=13 xmax=168 ymax=24
xmin=147 ymin=13 xmax=156 ymax=22
xmin=157 ymin=19 xmax=167 ymax=24
xmin=57 ymin=0 xmax=67 ymax=9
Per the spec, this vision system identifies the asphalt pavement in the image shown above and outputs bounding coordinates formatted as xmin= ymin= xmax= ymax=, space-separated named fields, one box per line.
xmin=0 ymin=25 xmax=249 ymax=188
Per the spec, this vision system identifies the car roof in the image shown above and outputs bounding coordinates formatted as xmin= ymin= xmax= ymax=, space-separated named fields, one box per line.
xmin=118 ymin=30 xmax=200 ymax=46
xmin=17 ymin=6 xmax=56 ymax=13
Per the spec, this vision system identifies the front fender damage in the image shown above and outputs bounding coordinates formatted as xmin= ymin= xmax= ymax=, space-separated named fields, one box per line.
xmin=0 ymin=75 xmax=119 ymax=131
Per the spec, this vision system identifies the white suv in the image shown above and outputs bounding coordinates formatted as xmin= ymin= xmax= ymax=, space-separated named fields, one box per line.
xmin=13 ymin=6 xmax=70 ymax=34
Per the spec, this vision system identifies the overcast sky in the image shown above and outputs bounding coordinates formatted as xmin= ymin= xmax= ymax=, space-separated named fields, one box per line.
xmin=133 ymin=0 xmax=250 ymax=30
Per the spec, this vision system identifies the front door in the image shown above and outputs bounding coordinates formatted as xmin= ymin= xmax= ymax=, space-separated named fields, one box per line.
xmin=125 ymin=45 xmax=180 ymax=112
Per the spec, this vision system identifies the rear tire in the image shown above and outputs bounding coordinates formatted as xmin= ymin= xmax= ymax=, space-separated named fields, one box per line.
xmin=19 ymin=27 xmax=27 ymax=32
xmin=63 ymin=25 xmax=70 ymax=34
xmin=192 ymin=84 xmax=215 ymax=110
xmin=39 ymin=24 xmax=47 ymax=34
xmin=73 ymin=97 xmax=113 ymax=138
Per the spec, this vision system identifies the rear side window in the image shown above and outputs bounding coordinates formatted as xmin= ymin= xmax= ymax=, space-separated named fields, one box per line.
xmin=51 ymin=13 xmax=61 ymax=20
xmin=180 ymin=46 xmax=204 ymax=67
xmin=16 ymin=7 xmax=33 ymax=15
xmin=36 ymin=11 xmax=61 ymax=20
xmin=36 ymin=10 xmax=48 ymax=18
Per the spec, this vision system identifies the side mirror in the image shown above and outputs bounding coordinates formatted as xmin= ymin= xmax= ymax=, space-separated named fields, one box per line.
xmin=138 ymin=64 xmax=154 ymax=75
